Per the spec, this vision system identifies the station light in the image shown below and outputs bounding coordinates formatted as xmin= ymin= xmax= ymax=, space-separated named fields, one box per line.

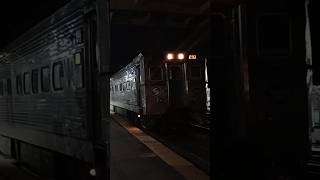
xmin=166 ymin=53 xmax=174 ymax=61
xmin=177 ymin=53 xmax=185 ymax=60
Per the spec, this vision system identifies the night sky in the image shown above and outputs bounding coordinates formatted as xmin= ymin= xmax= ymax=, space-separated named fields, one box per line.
xmin=0 ymin=1 xmax=70 ymax=49
xmin=110 ymin=24 xmax=195 ymax=73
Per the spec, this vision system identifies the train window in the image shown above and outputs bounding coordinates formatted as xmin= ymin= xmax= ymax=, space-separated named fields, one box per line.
xmin=123 ymin=83 xmax=127 ymax=91
xmin=75 ymin=28 xmax=83 ymax=44
xmin=73 ymin=52 xmax=84 ymax=89
xmin=6 ymin=78 xmax=11 ymax=96
xmin=257 ymin=14 xmax=290 ymax=56
xmin=16 ymin=74 xmax=23 ymax=95
xmin=32 ymin=69 xmax=38 ymax=94
xmin=41 ymin=66 xmax=50 ymax=92
xmin=0 ymin=80 xmax=3 ymax=96
xmin=170 ymin=66 xmax=182 ymax=80
xmin=127 ymin=82 xmax=131 ymax=90
xmin=149 ymin=67 xmax=163 ymax=81
xmin=23 ymin=72 xmax=31 ymax=94
xmin=53 ymin=61 xmax=64 ymax=90
xmin=190 ymin=66 xmax=201 ymax=79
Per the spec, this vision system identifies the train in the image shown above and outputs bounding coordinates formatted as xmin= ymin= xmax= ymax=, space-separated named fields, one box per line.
xmin=110 ymin=52 xmax=209 ymax=130
xmin=0 ymin=0 xmax=110 ymax=178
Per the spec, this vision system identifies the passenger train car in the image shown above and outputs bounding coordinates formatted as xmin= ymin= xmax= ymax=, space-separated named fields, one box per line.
xmin=0 ymin=0 xmax=110 ymax=177
xmin=110 ymin=52 xmax=208 ymax=130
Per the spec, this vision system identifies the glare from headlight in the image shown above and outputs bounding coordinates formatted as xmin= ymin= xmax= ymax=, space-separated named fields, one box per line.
xmin=177 ymin=53 xmax=185 ymax=60
xmin=166 ymin=53 xmax=174 ymax=60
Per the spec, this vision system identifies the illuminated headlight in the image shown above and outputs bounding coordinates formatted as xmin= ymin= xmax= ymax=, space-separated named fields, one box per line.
xmin=177 ymin=53 xmax=185 ymax=60
xmin=166 ymin=53 xmax=174 ymax=60
xmin=138 ymin=114 xmax=141 ymax=118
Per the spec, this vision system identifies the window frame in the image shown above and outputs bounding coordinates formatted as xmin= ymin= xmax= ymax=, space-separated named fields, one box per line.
xmin=52 ymin=61 xmax=64 ymax=91
xmin=6 ymin=78 xmax=12 ymax=96
xmin=23 ymin=72 xmax=31 ymax=95
xmin=72 ymin=51 xmax=85 ymax=89
xmin=16 ymin=74 xmax=23 ymax=95
xmin=149 ymin=66 xmax=164 ymax=81
xmin=31 ymin=69 xmax=39 ymax=94
xmin=41 ymin=66 xmax=51 ymax=92
xmin=189 ymin=65 xmax=202 ymax=80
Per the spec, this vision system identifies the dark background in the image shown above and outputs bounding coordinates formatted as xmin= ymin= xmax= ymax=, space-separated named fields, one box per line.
xmin=0 ymin=1 xmax=71 ymax=49
xmin=0 ymin=1 xmax=209 ymax=73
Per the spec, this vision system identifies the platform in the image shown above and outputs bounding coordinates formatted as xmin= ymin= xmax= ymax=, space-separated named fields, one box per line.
xmin=0 ymin=154 xmax=41 ymax=180
xmin=110 ymin=113 xmax=210 ymax=180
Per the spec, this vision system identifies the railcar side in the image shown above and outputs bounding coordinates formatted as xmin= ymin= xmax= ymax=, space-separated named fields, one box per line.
xmin=110 ymin=54 xmax=142 ymax=114
xmin=0 ymin=0 xmax=97 ymax=163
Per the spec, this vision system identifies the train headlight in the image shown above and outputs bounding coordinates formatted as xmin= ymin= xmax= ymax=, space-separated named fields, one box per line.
xmin=166 ymin=53 xmax=174 ymax=61
xmin=177 ymin=53 xmax=185 ymax=60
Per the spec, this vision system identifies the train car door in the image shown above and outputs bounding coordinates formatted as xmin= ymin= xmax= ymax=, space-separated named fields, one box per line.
xmin=167 ymin=64 xmax=185 ymax=109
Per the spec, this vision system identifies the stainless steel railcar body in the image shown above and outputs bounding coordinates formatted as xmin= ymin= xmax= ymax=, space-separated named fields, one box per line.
xmin=110 ymin=53 xmax=207 ymax=128
xmin=0 ymin=0 xmax=107 ymax=164
xmin=110 ymin=54 xmax=169 ymax=121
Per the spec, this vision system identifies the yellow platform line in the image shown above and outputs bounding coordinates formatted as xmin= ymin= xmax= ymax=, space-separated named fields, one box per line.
xmin=112 ymin=113 xmax=210 ymax=180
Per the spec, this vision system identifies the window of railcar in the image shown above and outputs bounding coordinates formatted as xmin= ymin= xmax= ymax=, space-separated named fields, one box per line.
xmin=23 ymin=72 xmax=31 ymax=94
xmin=73 ymin=52 xmax=84 ymax=89
xmin=32 ymin=69 xmax=38 ymax=94
xmin=149 ymin=67 xmax=163 ymax=81
xmin=123 ymin=83 xmax=127 ymax=91
xmin=41 ymin=66 xmax=50 ymax=92
xmin=127 ymin=82 xmax=131 ymax=91
xmin=75 ymin=28 xmax=83 ymax=44
xmin=0 ymin=80 xmax=4 ymax=96
xmin=16 ymin=74 xmax=23 ymax=95
xmin=257 ymin=13 xmax=290 ymax=56
xmin=6 ymin=78 xmax=11 ymax=96
xmin=53 ymin=61 xmax=64 ymax=91
xmin=189 ymin=66 xmax=201 ymax=80
xmin=169 ymin=66 xmax=182 ymax=80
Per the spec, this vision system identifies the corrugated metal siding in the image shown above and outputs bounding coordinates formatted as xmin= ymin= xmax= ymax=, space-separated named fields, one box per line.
xmin=0 ymin=1 xmax=96 ymax=162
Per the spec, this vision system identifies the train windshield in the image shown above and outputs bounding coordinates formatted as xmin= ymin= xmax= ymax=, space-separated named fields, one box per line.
xmin=149 ymin=67 xmax=163 ymax=81
xmin=169 ymin=66 xmax=182 ymax=80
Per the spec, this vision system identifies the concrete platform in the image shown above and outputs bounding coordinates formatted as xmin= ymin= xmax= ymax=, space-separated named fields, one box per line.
xmin=0 ymin=154 xmax=41 ymax=180
xmin=110 ymin=115 xmax=186 ymax=180
xmin=111 ymin=113 xmax=210 ymax=180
